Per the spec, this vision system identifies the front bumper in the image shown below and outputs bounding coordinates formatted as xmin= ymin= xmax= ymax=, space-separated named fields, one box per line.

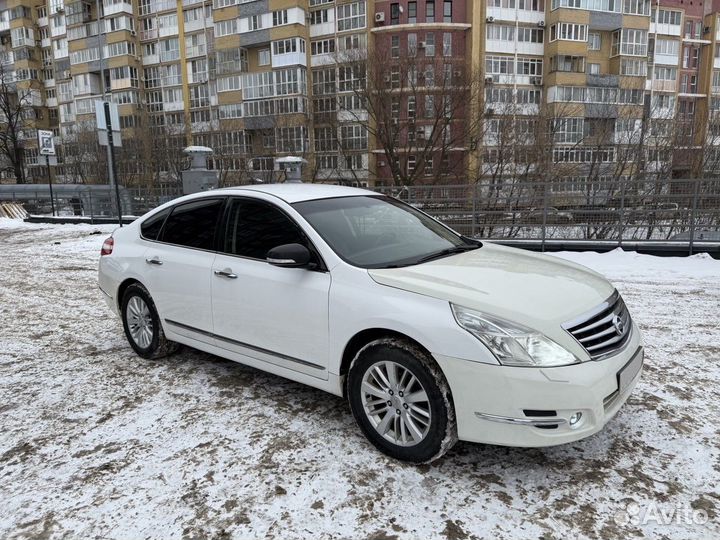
xmin=434 ymin=324 xmax=643 ymax=447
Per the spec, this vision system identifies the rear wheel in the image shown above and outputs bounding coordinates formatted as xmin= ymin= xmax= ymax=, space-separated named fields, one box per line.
xmin=121 ymin=283 xmax=179 ymax=359
xmin=347 ymin=338 xmax=457 ymax=463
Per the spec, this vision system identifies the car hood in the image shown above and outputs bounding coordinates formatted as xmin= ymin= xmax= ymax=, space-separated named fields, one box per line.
xmin=368 ymin=243 xmax=614 ymax=354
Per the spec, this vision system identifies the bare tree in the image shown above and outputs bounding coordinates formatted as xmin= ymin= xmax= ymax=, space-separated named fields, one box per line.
xmin=0 ymin=65 xmax=35 ymax=183
xmin=335 ymin=39 xmax=483 ymax=186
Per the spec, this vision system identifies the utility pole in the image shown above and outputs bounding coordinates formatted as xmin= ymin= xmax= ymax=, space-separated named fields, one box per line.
xmin=46 ymin=154 xmax=55 ymax=217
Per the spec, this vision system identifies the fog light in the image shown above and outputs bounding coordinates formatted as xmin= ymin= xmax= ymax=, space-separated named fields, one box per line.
xmin=569 ymin=412 xmax=583 ymax=426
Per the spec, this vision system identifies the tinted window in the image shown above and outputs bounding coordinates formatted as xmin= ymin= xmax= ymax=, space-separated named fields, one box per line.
xmin=140 ymin=208 xmax=170 ymax=240
xmin=224 ymin=198 xmax=306 ymax=259
xmin=161 ymin=198 xmax=224 ymax=250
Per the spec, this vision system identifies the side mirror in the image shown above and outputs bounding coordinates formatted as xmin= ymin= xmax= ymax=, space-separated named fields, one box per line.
xmin=266 ymin=243 xmax=311 ymax=268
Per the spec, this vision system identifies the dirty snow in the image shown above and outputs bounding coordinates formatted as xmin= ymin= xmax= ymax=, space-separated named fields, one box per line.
xmin=0 ymin=219 xmax=718 ymax=540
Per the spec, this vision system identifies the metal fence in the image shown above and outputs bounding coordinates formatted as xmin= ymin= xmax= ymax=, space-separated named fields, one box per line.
xmin=374 ymin=178 xmax=720 ymax=248
xmin=2 ymin=178 xmax=719 ymax=252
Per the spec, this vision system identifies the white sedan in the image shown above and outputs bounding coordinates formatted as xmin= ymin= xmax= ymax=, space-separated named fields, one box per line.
xmin=98 ymin=184 xmax=643 ymax=463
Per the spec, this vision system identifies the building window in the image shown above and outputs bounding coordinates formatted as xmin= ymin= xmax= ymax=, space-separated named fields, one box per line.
xmin=391 ymin=35 xmax=400 ymax=57
xmin=620 ymin=58 xmax=647 ymax=77
xmin=622 ymin=0 xmax=650 ymax=16
xmin=310 ymin=9 xmax=329 ymax=25
xmin=443 ymin=1 xmax=452 ymax=22
xmin=655 ymin=38 xmax=679 ymax=56
xmin=426 ymin=1 xmax=435 ymax=22
xmin=272 ymin=9 xmax=288 ymax=26
xmin=425 ymin=33 xmax=435 ymax=56
xmin=340 ymin=124 xmax=368 ymax=150
xmin=259 ymin=49 xmax=270 ymax=65
xmin=390 ymin=3 xmax=400 ymax=25
xmin=311 ymin=38 xmax=335 ymax=55
xmin=337 ymin=1 xmax=366 ymax=31
xmin=588 ymin=32 xmax=601 ymax=50
xmin=407 ymin=155 xmax=416 ymax=173
xmin=408 ymin=2 xmax=417 ymax=23
xmin=652 ymin=9 xmax=681 ymax=25
xmin=408 ymin=33 xmax=417 ymax=56
xmin=550 ymin=23 xmax=587 ymax=42
xmin=589 ymin=62 xmax=600 ymax=75
xmin=443 ymin=33 xmax=452 ymax=56
xmin=408 ymin=96 xmax=416 ymax=118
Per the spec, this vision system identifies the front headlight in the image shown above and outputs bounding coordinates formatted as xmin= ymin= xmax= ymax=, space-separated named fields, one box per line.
xmin=451 ymin=304 xmax=579 ymax=367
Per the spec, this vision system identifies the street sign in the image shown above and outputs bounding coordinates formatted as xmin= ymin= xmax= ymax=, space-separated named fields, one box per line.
xmin=95 ymin=100 xmax=122 ymax=147
xmin=98 ymin=130 xmax=122 ymax=147
xmin=38 ymin=130 xmax=55 ymax=156
xmin=95 ymin=100 xmax=119 ymax=130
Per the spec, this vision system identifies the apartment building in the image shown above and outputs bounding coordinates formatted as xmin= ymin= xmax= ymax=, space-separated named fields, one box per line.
xmin=2 ymin=0 xmax=720 ymax=186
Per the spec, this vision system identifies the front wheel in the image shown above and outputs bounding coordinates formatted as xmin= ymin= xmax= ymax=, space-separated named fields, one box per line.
xmin=121 ymin=283 xmax=179 ymax=359
xmin=347 ymin=338 xmax=457 ymax=463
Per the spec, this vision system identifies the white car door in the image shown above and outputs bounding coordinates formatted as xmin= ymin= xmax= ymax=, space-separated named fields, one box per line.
xmin=142 ymin=197 xmax=225 ymax=346
xmin=211 ymin=196 xmax=331 ymax=378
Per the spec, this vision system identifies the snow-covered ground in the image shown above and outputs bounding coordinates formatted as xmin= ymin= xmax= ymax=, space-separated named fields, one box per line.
xmin=0 ymin=219 xmax=718 ymax=540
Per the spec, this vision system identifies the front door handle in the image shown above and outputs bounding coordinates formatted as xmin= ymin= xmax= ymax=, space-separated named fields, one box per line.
xmin=214 ymin=268 xmax=238 ymax=279
xmin=145 ymin=257 xmax=163 ymax=265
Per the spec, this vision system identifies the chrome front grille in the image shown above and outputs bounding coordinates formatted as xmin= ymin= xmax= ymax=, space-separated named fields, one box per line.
xmin=563 ymin=291 xmax=632 ymax=360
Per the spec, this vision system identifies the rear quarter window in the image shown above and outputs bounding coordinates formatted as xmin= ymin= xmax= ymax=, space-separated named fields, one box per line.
xmin=140 ymin=208 xmax=170 ymax=240
xmin=160 ymin=198 xmax=224 ymax=250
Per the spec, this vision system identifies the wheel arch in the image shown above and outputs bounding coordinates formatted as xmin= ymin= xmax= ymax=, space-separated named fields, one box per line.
xmin=339 ymin=328 xmax=449 ymax=400
xmin=116 ymin=277 xmax=143 ymax=312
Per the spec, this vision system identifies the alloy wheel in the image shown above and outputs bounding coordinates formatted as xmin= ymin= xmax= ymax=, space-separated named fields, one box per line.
xmin=126 ymin=296 xmax=153 ymax=349
xmin=360 ymin=360 xmax=432 ymax=447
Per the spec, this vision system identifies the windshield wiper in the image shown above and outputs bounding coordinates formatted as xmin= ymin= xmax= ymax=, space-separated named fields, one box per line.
xmin=414 ymin=244 xmax=480 ymax=265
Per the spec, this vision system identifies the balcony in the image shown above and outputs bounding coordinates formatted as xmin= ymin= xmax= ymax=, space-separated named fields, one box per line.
xmin=159 ymin=25 xmax=179 ymax=38
xmin=188 ymin=71 xmax=208 ymax=84
xmin=486 ymin=7 xmax=544 ymax=25
xmin=184 ymin=18 xmax=208 ymax=33
xmin=310 ymin=53 xmax=335 ymax=67
xmin=272 ymin=51 xmax=307 ymax=68
xmin=142 ymin=53 xmax=159 ymax=65
xmin=338 ymin=109 xmax=368 ymax=122
xmin=650 ymin=106 xmax=675 ymax=119
xmin=646 ymin=79 xmax=676 ymax=92
xmin=110 ymin=78 xmax=138 ymax=90
xmin=103 ymin=1 xmax=133 ymax=16
xmin=485 ymin=39 xmax=544 ymax=56
xmin=165 ymin=101 xmax=185 ymax=111
xmin=185 ymin=44 xmax=207 ymax=58
xmin=310 ymin=21 xmax=335 ymax=38
xmin=489 ymin=74 xmax=541 ymax=86
xmin=141 ymin=29 xmax=158 ymax=41
xmin=653 ymin=52 xmax=679 ymax=66
xmin=650 ymin=22 xmax=681 ymax=37
xmin=159 ymin=50 xmax=180 ymax=63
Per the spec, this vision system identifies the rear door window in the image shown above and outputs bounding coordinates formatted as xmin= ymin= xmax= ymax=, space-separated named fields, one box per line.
xmin=161 ymin=198 xmax=224 ymax=250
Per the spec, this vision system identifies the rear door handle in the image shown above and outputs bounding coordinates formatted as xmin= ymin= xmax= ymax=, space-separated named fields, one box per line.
xmin=214 ymin=268 xmax=237 ymax=279
xmin=145 ymin=257 xmax=163 ymax=265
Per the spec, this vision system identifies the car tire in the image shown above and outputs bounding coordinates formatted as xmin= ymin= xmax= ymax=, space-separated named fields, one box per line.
xmin=347 ymin=338 xmax=457 ymax=463
xmin=121 ymin=282 xmax=179 ymax=360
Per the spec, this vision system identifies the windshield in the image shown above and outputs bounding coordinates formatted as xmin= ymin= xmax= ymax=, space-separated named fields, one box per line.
xmin=293 ymin=195 xmax=478 ymax=268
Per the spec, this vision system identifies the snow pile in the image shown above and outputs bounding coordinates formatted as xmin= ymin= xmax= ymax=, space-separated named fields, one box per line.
xmin=0 ymin=221 xmax=718 ymax=540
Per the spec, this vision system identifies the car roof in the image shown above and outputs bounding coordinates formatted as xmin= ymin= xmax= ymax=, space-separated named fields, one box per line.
xmin=218 ymin=183 xmax=375 ymax=203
